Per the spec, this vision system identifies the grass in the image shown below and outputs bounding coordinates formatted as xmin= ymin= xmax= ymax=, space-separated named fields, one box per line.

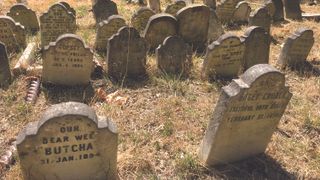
xmin=0 ymin=0 xmax=320 ymax=179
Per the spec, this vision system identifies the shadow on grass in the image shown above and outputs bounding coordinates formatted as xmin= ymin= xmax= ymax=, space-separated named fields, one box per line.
xmin=290 ymin=61 xmax=320 ymax=77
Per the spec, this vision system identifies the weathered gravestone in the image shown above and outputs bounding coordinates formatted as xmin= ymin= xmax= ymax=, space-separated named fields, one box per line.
xmin=233 ymin=1 xmax=251 ymax=23
xmin=148 ymin=0 xmax=161 ymax=13
xmin=0 ymin=16 xmax=26 ymax=53
xmin=271 ymin=0 xmax=284 ymax=21
xmin=156 ymin=36 xmax=189 ymax=75
xmin=164 ymin=0 xmax=187 ymax=16
xmin=278 ymin=28 xmax=314 ymax=68
xmin=7 ymin=4 xmax=39 ymax=34
xmin=242 ymin=26 xmax=270 ymax=70
xmin=177 ymin=5 xmax=210 ymax=51
xmin=199 ymin=64 xmax=292 ymax=166
xmin=283 ymin=0 xmax=302 ymax=20
xmin=0 ymin=42 xmax=11 ymax=87
xmin=131 ymin=7 xmax=156 ymax=34
xmin=207 ymin=10 xmax=224 ymax=44
xmin=95 ymin=15 xmax=126 ymax=53
xmin=107 ymin=27 xmax=147 ymax=81
xmin=40 ymin=3 xmax=76 ymax=48
xmin=17 ymin=102 xmax=118 ymax=180
xmin=143 ymin=14 xmax=178 ymax=51
xmin=203 ymin=33 xmax=245 ymax=79
xmin=42 ymin=34 xmax=93 ymax=86
xmin=249 ymin=7 xmax=271 ymax=33
xmin=216 ymin=0 xmax=242 ymax=23
xmin=203 ymin=0 xmax=216 ymax=9
xmin=92 ymin=0 xmax=118 ymax=23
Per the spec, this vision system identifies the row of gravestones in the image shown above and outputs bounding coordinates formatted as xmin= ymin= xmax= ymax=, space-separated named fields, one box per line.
xmin=16 ymin=63 xmax=293 ymax=179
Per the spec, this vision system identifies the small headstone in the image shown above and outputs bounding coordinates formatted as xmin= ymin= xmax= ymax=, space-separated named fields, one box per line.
xmin=216 ymin=0 xmax=242 ymax=23
xmin=177 ymin=5 xmax=210 ymax=51
xmin=143 ymin=14 xmax=178 ymax=51
xmin=131 ymin=7 xmax=155 ymax=34
xmin=164 ymin=0 xmax=187 ymax=16
xmin=242 ymin=26 xmax=270 ymax=70
xmin=95 ymin=15 xmax=126 ymax=53
xmin=264 ymin=0 xmax=276 ymax=18
xmin=40 ymin=3 xmax=76 ymax=48
xmin=148 ymin=0 xmax=161 ymax=13
xmin=199 ymin=64 xmax=292 ymax=166
xmin=42 ymin=34 xmax=93 ymax=86
xmin=203 ymin=0 xmax=216 ymax=9
xmin=107 ymin=27 xmax=147 ymax=81
xmin=156 ymin=36 xmax=189 ymax=74
xmin=249 ymin=7 xmax=271 ymax=33
xmin=92 ymin=0 xmax=118 ymax=23
xmin=203 ymin=33 xmax=245 ymax=79
xmin=17 ymin=102 xmax=118 ymax=180
xmin=0 ymin=42 xmax=11 ymax=87
xmin=283 ymin=0 xmax=302 ymax=20
xmin=0 ymin=16 xmax=26 ymax=53
xmin=278 ymin=28 xmax=314 ymax=68
xmin=7 ymin=4 xmax=39 ymax=34
xmin=207 ymin=10 xmax=224 ymax=44
xmin=271 ymin=0 xmax=284 ymax=21
xmin=233 ymin=1 xmax=251 ymax=23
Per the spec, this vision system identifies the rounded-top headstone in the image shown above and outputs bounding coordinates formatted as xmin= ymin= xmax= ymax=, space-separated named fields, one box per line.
xmin=164 ymin=0 xmax=187 ymax=16
xmin=92 ymin=0 xmax=118 ymax=23
xmin=131 ymin=7 xmax=156 ymax=34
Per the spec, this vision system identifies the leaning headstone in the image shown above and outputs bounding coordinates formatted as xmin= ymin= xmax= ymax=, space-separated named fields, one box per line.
xmin=95 ymin=15 xmax=126 ymax=53
xmin=177 ymin=5 xmax=210 ymax=51
xmin=131 ymin=7 xmax=155 ymax=34
xmin=216 ymin=0 xmax=242 ymax=23
xmin=40 ymin=3 xmax=76 ymax=48
xmin=271 ymin=0 xmax=284 ymax=21
xmin=7 ymin=4 xmax=39 ymax=34
xmin=199 ymin=64 xmax=292 ymax=166
xmin=278 ymin=28 xmax=314 ymax=68
xmin=156 ymin=36 xmax=189 ymax=74
xmin=143 ymin=14 xmax=178 ymax=51
xmin=164 ymin=0 xmax=186 ymax=16
xmin=203 ymin=0 xmax=216 ymax=9
xmin=283 ymin=0 xmax=302 ymax=20
xmin=203 ymin=33 xmax=245 ymax=79
xmin=233 ymin=1 xmax=251 ymax=23
xmin=242 ymin=26 xmax=270 ymax=70
xmin=0 ymin=42 xmax=11 ymax=87
xmin=17 ymin=102 xmax=118 ymax=180
xmin=0 ymin=16 xmax=26 ymax=53
xmin=42 ymin=34 xmax=93 ymax=86
xmin=107 ymin=27 xmax=147 ymax=81
xmin=148 ymin=0 xmax=161 ymax=13
xmin=249 ymin=7 xmax=271 ymax=33
xmin=207 ymin=10 xmax=224 ymax=44
xmin=92 ymin=0 xmax=118 ymax=23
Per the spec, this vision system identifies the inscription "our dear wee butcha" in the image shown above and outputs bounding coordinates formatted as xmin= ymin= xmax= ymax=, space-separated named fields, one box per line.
xmin=40 ymin=125 xmax=96 ymax=165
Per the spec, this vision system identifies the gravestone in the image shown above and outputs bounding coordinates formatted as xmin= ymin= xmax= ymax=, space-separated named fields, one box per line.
xmin=216 ymin=0 xmax=242 ymax=23
xmin=7 ymin=4 xmax=39 ymax=34
xmin=131 ymin=7 xmax=155 ymax=34
xmin=59 ymin=1 xmax=76 ymax=16
xmin=203 ymin=0 xmax=216 ymax=9
xmin=177 ymin=5 xmax=210 ymax=51
xmin=278 ymin=28 xmax=314 ymax=68
xmin=164 ymin=0 xmax=187 ymax=16
xmin=0 ymin=42 xmax=11 ymax=87
xmin=233 ymin=1 xmax=251 ymax=23
xmin=148 ymin=0 xmax=161 ymax=13
xmin=264 ymin=0 xmax=276 ymax=18
xmin=156 ymin=36 xmax=189 ymax=74
xmin=249 ymin=7 xmax=271 ymax=33
xmin=107 ymin=27 xmax=147 ymax=81
xmin=203 ymin=33 xmax=245 ymax=79
xmin=95 ymin=15 xmax=126 ymax=53
xmin=242 ymin=26 xmax=270 ymax=70
xmin=17 ymin=102 xmax=118 ymax=180
xmin=283 ymin=0 xmax=302 ymax=20
xmin=271 ymin=0 xmax=284 ymax=21
xmin=199 ymin=64 xmax=292 ymax=166
xmin=0 ymin=16 xmax=26 ymax=53
xmin=143 ymin=14 xmax=178 ymax=51
xmin=207 ymin=10 xmax=224 ymax=44
xmin=42 ymin=34 xmax=94 ymax=86
xmin=40 ymin=3 xmax=76 ymax=48
xmin=92 ymin=0 xmax=118 ymax=23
